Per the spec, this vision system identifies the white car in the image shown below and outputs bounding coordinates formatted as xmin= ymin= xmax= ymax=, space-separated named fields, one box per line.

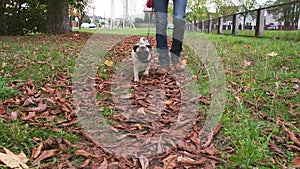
xmin=81 ymin=23 xmax=90 ymax=28
xmin=88 ymin=23 xmax=96 ymax=28
xmin=81 ymin=23 xmax=97 ymax=29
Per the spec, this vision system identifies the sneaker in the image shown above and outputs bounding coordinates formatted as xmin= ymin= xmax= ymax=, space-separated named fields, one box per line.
xmin=171 ymin=56 xmax=185 ymax=72
xmin=157 ymin=66 xmax=171 ymax=75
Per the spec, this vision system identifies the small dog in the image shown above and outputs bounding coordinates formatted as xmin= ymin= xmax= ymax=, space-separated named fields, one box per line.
xmin=132 ymin=37 xmax=152 ymax=82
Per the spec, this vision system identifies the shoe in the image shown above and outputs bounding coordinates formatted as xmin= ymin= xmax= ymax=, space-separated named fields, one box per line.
xmin=157 ymin=66 xmax=171 ymax=75
xmin=171 ymin=56 xmax=185 ymax=72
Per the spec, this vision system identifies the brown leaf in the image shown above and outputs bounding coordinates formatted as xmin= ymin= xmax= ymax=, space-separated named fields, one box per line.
xmin=199 ymin=125 xmax=221 ymax=149
xmin=32 ymin=149 xmax=58 ymax=165
xmin=74 ymin=149 xmax=92 ymax=158
xmin=58 ymin=143 xmax=67 ymax=153
xmin=285 ymin=144 xmax=300 ymax=152
xmin=199 ymin=145 xmax=216 ymax=156
xmin=177 ymin=155 xmax=206 ymax=166
xmin=199 ymin=97 xmax=211 ymax=105
xmin=31 ymin=143 xmax=44 ymax=159
xmin=268 ymin=141 xmax=284 ymax=156
xmin=10 ymin=111 xmax=18 ymax=120
xmin=63 ymin=139 xmax=77 ymax=148
xmin=165 ymin=99 xmax=174 ymax=105
xmin=282 ymin=124 xmax=300 ymax=147
xmin=243 ymin=59 xmax=252 ymax=68
xmin=80 ymin=159 xmax=91 ymax=168
xmin=24 ymin=103 xmax=47 ymax=113
xmin=162 ymin=154 xmax=177 ymax=169
xmin=98 ymin=158 xmax=108 ymax=169
xmin=22 ymin=112 xmax=36 ymax=121
xmin=139 ymin=156 xmax=149 ymax=169
xmin=291 ymin=157 xmax=300 ymax=167
xmin=22 ymin=97 xmax=35 ymax=106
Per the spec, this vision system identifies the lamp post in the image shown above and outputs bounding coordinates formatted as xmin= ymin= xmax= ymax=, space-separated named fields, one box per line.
xmin=92 ymin=6 xmax=95 ymax=23
xmin=110 ymin=0 xmax=114 ymax=29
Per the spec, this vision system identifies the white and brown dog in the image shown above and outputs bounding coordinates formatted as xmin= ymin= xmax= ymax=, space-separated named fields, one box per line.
xmin=132 ymin=37 xmax=152 ymax=82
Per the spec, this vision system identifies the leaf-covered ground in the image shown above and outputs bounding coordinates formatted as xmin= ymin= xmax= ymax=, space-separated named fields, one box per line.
xmin=0 ymin=31 xmax=299 ymax=168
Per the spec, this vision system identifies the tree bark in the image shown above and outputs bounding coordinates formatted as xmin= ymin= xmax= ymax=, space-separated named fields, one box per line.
xmin=48 ymin=0 xmax=71 ymax=34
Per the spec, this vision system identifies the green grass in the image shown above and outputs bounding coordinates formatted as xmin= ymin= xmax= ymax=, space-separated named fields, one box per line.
xmin=0 ymin=118 xmax=78 ymax=156
xmin=204 ymin=34 xmax=299 ymax=168
xmin=73 ymin=27 xmax=157 ymax=36
xmin=0 ymin=76 xmax=18 ymax=99
xmin=212 ymin=29 xmax=300 ymax=41
xmin=0 ymin=28 xmax=299 ymax=168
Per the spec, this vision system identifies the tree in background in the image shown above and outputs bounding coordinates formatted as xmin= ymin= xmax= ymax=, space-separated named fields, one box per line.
xmin=0 ymin=0 xmax=91 ymax=35
xmin=0 ymin=0 xmax=48 ymax=35
xmin=209 ymin=0 xmax=236 ymax=15
xmin=269 ymin=0 xmax=299 ymax=29
xmin=226 ymin=0 xmax=258 ymax=30
xmin=186 ymin=0 xmax=209 ymax=24
xmin=69 ymin=0 xmax=91 ymax=29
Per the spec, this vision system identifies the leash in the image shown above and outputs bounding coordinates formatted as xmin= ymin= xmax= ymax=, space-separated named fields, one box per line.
xmin=146 ymin=9 xmax=153 ymax=40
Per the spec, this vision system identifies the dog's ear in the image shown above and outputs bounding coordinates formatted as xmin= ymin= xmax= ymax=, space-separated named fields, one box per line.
xmin=146 ymin=45 xmax=152 ymax=50
xmin=133 ymin=45 xmax=139 ymax=52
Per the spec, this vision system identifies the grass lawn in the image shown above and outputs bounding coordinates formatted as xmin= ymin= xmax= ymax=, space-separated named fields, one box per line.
xmin=212 ymin=29 xmax=300 ymax=41
xmin=0 ymin=28 xmax=299 ymax=168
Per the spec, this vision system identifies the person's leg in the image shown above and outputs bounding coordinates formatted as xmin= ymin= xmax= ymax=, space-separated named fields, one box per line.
xmin=154 ymin=0 xmax=169 ymax=66
xmin=170 ymin=0 xmax=187 ymax=71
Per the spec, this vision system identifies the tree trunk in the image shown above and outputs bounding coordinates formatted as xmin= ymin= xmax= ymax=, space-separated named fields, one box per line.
xmin=48 ymin=0 xmax=71 ymax=34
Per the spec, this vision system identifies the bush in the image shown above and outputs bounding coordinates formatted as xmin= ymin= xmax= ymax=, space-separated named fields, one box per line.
xmin=0 ymin=0 xmax=48 ymax=35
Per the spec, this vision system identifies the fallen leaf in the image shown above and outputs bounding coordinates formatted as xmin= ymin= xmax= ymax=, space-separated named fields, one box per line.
xmin=2 ymin=62 xmax=7 ymax=67
xmin=10 ymin=111 xmax=18 ymax=120
xmin=268 ymin=141 xmax=284 ymax=156
xmin=177 ymin=155 xmax=206 ymax=166
xmin=291 ymin=157 xmax=300 ymax=167
xmin=199 ymin=97 xmax=211 ymax=105
xmin=0 ymin=147 xmax=29 ymax=169
xmin=165 ymin=99 xmax=174 ymax=105
xmin=104 ymin=60 xmax=114 ymax=67
xmin=139 ymin=156 xmax=149 ymax=169
xmin=22 ymin=97 xmax=35 ymax=106
xmin=80 ymin=159 xmax=91 ymax=168
xmin=199 ymin=145 xmax=216 ymax=156
xmin=24 ymin=103 xmax=47 ymax=113
xmin=99 ymin=158 xmax=108 ymax=169
xmin=282 ymin=124 xmax=300 ymax=147
xmin=292 ymin=84 xmax=299 ymax=92
xmin=267 ymin=52 xmax=278 ymax=57
xmin=162 ymin=154 xmax=177 ymax=169
xmin=243 ymin=59 xmax=252 ymax=67
xmin=31 ymin=143 xmax=44 ymax=159
xmin=23 ymin=112 xmax=36 ymax=121
xmin=74 ymin=149 xmax=92 ymax=158
xmin=32 ymin=149 xmax=59 ymax=165
xmin=137 ymin=107 xmax=146 ymax=116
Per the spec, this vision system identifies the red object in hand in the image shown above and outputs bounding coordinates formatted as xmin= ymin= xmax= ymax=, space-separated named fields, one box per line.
xmin=146 ymin=0 xmax=153 ymax=8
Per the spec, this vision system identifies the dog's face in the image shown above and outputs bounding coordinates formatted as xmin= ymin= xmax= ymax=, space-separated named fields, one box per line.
xmin=133 ymin=37 xmax=152 ymax=63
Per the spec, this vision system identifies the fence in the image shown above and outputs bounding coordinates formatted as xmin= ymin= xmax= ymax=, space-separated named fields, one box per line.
xmin=186 ymin=0 xmax=300 ymax=37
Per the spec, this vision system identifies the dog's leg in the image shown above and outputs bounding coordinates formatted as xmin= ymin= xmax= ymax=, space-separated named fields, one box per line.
xmin=143 ymin=64 xmax=150 ymax=76
xmin=134 ymin=66 xmax=139 ymax=82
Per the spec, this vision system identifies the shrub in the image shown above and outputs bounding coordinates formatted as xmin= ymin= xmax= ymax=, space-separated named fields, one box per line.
xmin=0 ymin=0 xmax=48 ymax=35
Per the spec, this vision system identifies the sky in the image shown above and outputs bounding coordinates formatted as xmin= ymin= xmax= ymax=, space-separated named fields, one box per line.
xmin=90 ymin=0 xmax=147 ymax=18
xmin=89 ymin=0 xmax=268 ymax=19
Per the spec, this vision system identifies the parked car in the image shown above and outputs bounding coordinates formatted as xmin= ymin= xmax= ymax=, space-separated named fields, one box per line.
xmin=88 ymin=23 xmax=96 ymax=28
xmin=267 ymin=25 xmax=276 ymax=30
xmin=81 ymin=23 xmax=97 ymax=29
